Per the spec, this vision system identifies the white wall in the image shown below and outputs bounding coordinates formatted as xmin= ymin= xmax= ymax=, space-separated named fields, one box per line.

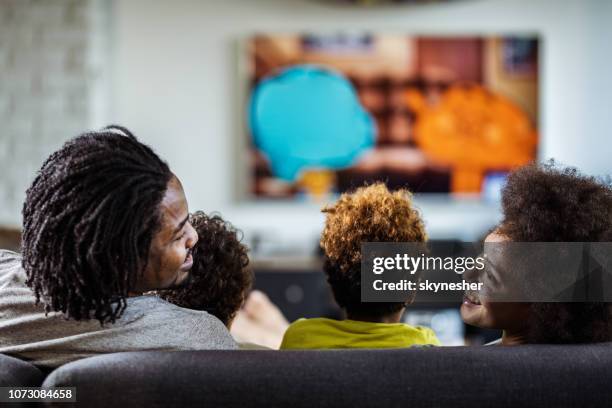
xmin=0 ymin=0 xmax=109 ymax=228
xmin=109 ymin=0 xmax=611 ymax=251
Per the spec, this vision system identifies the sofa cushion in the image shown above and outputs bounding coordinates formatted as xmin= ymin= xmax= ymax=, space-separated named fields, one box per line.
xmin=43 ymin=344 xmax=612 ymax=407
xmin=0 ymin=353 xmax=44 ymax=387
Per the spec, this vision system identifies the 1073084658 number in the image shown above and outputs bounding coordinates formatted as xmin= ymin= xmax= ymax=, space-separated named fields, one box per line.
xmin=0 ymin=387 xmax=76 ymax=402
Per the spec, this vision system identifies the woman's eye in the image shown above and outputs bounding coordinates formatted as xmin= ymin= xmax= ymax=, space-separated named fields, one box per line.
xmin=174 ymin=232 xmax=186 ymax=241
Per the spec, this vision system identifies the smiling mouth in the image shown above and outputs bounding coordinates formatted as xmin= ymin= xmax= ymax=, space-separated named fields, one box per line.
xmin=180 ymin=252 xmax=194 ymax=271
xmin=463 ymin=293 xmax=482 ymax=306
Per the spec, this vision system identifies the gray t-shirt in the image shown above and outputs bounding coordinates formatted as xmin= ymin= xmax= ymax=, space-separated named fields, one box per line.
xmin=0 ymin=250 xmax=237 ymax=368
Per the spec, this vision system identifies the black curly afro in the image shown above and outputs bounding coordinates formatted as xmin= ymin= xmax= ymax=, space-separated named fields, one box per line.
xmin=159 ymin=211 xmax=252 ymax=326
xmin=499 ymin=161 xmax=612 ymax=242
xmin=499 ymin=161 xmax=612 ymax=344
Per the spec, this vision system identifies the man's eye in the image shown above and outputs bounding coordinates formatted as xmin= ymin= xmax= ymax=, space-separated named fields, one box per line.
xmin=174 ymin=232 xmax=186 ymax=241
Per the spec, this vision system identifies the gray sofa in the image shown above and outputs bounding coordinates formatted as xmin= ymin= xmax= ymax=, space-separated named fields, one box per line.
xmin=0 ymin=353 xmax=44 ymax=387
xmin=2 ymin=344 xmax=612 ymax=407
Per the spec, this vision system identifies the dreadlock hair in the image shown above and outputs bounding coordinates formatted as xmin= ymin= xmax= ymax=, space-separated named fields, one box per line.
xmin=21 ymin=125 xmax=172 ymax=325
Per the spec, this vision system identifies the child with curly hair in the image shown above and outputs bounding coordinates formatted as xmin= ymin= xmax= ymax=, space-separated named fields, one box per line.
xmin=281 ymin=183 xmax=440 ymax=349
xmin=159 ymin=211 xmax=252 ymax=328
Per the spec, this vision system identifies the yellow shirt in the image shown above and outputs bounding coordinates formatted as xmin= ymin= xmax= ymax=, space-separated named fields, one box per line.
xmin=280 ymin=317 xmax=440 ymax=349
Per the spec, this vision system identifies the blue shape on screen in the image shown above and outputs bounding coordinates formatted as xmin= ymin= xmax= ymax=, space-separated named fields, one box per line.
xmin=483 ymin=172 xmax=509 ymax=203
xmin=249 ymin=65 xmax=376 ymax=181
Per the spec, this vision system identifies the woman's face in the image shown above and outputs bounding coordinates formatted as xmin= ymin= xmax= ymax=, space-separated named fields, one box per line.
xmin=460 ymin=231 xmax=530 ymax=331
xmin=135 ymin=176 xmax=199 ymax=292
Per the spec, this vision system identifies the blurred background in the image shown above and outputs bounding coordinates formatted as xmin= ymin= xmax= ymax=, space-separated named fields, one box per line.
xmin=247 ymin=34 xmax=538 ymax=198
xmin=0 ymin=0 xmax=611 ymax=345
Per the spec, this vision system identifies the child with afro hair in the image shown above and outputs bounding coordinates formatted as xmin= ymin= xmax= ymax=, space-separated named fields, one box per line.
xmin=159 ymin=211 xmax=252 ymax=328
xmin=281 ymin=183 xmax=440 ymax=349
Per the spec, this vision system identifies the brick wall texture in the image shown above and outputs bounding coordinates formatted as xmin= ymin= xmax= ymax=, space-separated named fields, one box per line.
xmin=0 ymin=0 xmax=101 ymax=226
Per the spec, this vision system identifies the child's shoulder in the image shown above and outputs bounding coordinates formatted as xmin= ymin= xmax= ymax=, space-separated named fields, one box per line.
xmin=402 ymin=324 xmax=441 ymax=346
xmin=287 ymin=317 xmax=334 ymax=329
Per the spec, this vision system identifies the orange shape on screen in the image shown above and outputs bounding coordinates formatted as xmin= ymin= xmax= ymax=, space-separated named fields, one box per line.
xmin=406 ymin=85 xmax=538 ymax=193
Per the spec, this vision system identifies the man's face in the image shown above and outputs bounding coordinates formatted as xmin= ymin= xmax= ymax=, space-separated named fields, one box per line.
xmin=460 ymin=231 xmax=530 ymax=330
xmin=137 ymin=176 xmax=198 ymax=292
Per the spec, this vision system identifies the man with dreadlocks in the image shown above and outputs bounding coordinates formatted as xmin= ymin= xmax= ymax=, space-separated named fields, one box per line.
xmin=0 ymin=126 xmax=237 ymax=368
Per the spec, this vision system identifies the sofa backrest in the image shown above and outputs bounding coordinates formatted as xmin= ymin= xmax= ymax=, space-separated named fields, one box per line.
xmin=42 ymin=344 xmax=612 ymax=408
xmin=0 ymin=353 xmax=44 ymax=387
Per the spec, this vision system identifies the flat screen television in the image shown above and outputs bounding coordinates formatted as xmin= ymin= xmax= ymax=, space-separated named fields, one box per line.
xmin=241 ymin=34 xmax=539 ymax=201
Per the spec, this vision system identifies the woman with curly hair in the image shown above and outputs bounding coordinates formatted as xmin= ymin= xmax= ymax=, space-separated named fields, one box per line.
xmin=159 ymin=211 xmax=253 ymax=328
xmin=281 ymin=183 xmax=440 ymax=349
xmin=461 ymin=161 xmax=612 ymax=345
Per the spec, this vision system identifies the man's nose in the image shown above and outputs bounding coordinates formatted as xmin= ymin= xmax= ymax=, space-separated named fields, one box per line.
xmin=185 ymin=222 xmax=198 ymax=249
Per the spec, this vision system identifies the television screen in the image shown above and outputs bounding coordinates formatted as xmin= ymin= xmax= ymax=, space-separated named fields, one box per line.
xmin=244 ymin=34 xmax=539 ymax=200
